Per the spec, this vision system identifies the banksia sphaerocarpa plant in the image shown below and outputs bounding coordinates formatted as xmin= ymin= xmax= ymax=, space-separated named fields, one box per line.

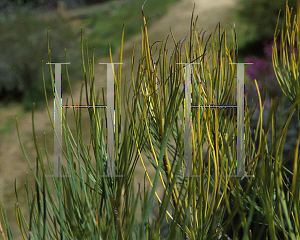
xmin=1 ymin=1 xmax=300 ymax=239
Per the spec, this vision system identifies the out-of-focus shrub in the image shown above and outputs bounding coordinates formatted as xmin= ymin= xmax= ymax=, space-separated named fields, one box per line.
xmin=0 ymin=0 xmax=110 ymax=12
xmin=237 ymin=0 xmax=297 ymax=54
xmin=0 ymin=6 xmax=81 ymax=110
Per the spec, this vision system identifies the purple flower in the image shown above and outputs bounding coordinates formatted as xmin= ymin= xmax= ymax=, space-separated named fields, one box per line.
xmin=245 ymin=56 xmax=271 ymax=83
xmin=263 ymin=42 xmax=274 ymax=60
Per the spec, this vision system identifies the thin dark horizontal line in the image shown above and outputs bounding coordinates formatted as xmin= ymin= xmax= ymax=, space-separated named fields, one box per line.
xmin=191 ymin=105 xmax=237 ymax=108
xmin=61 ymin=105 xmax=107 ymax=108
xmin=98 ymin=175 xmax=124 ymax=177
xmin=175 ymin=175 xmax=202 ymax=177
xmin=45 ymin=175 xmax=71 ymax=177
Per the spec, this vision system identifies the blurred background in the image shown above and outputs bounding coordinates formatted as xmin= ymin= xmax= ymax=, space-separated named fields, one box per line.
xmin=0 ymin=0 xmax=299 ymax=238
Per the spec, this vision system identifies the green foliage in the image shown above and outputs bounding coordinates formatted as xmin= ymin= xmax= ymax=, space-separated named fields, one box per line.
xmin=1 ymin=1 xmax=300 ymax=239
xmin=236 ymin=0 xmax=297 ymax=50
xmin=0 ymin=0 xmax=109 ymax=11
xmin=0 ymin=6 xmax=81 ymax=110
xmin=273 ymin=1 xmax=300 ymax=127
xmin=81 ymin=0 xmax=179 ymax=57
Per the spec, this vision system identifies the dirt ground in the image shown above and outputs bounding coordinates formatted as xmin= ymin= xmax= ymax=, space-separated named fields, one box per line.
xmin=0 ymin=0 xmax=238 ymax=238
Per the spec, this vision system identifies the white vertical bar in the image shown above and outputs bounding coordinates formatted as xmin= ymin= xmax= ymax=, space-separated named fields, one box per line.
xmin=185 ymin=63 xmax=192 ymax=177
xmin=99 ymin=63 xmax=122 ymax=178
xmin=46 ymin=62 xmax=70 ymax=178
xmin=107 ymin=63 xmax=115 ymax=178
xmin=237 ymin=64 xmax=244 ymax=177
xmin=230 ymin=63 xmax=253 ymax=178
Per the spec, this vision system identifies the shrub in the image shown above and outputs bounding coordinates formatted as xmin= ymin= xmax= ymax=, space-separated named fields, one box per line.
xmin=0 ymin=0 xmax=110 ymax=12
xmin=244 ymin=2 xmax=300 ymax=169
xmin=236 ymin=0 xmax=298 ymax=56
xmin=1 ymin=1 xmax=300 ymax=239
xmin=0 ymin=6 xmax=81 ymax=110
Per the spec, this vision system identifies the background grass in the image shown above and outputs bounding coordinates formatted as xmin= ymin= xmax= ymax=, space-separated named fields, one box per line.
xmin=79 ymin=0 xmax=180 ymax=57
